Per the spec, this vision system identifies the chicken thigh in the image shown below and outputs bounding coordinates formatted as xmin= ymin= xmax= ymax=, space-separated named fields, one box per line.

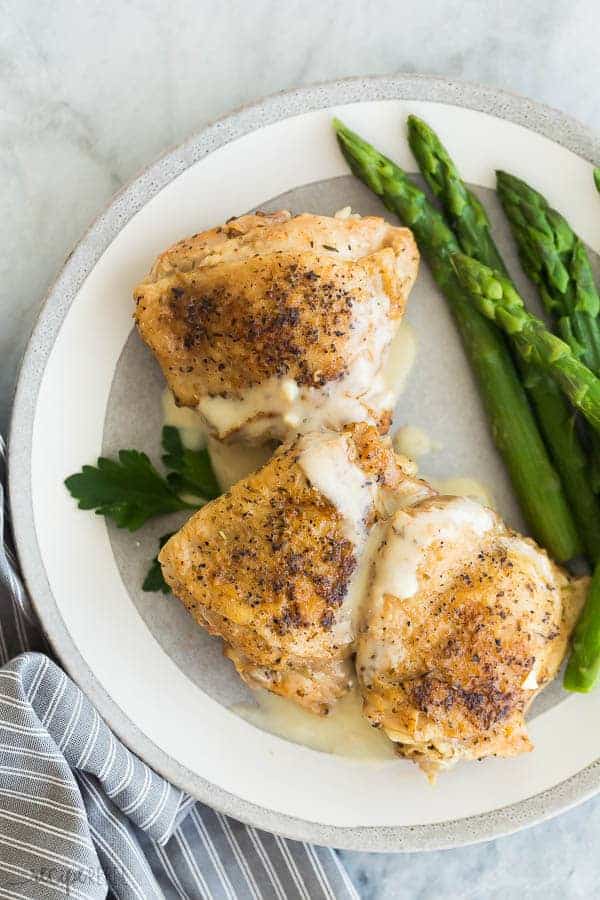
xmin=159 ymin=424 xmax=432 ymax=713
xmin=160 ymin=423 xmax=581 ymax=766
xmin=357 ymin=494 xmax=585 ymax=777
xmin=134 ymin=211 xmax=419 ymax=442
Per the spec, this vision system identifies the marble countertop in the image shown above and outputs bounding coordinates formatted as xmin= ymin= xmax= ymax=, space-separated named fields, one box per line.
xmin=3 ymin=0 xmax=600 ymax=895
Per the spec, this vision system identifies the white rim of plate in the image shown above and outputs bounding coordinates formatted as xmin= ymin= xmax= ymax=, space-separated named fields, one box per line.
xmin=9 ymin=74 xmax=600 ymax=852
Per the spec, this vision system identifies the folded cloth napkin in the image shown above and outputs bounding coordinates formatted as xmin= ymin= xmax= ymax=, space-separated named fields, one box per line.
xmin=0 ymin=435 xmax=358 ymax=900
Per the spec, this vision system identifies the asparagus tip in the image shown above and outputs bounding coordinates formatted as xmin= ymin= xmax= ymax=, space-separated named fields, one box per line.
xmin=406 ymin=113 xmax=425 ymax=131
xmin=496 ymin=170 xmax=517 ymax=189
xmin=332 ymin=117 xmax=356 ymax=148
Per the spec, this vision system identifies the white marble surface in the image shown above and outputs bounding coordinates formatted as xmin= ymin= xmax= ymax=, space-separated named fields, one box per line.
xmin=3 ymin=0 xmax=600 ymax=895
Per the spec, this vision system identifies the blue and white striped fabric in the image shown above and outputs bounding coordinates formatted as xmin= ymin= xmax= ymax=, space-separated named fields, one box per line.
xmin=0 ymin=435 xmax=359 ymax=900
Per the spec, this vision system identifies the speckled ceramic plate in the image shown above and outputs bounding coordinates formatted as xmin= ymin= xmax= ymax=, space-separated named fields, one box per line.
xmin=9 ymin=76 xmax=600 ymax=851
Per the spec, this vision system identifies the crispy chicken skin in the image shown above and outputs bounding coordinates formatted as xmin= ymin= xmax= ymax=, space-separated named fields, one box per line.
xmin=159 ymin=424 xmax=432 ymax=714
xmin=134 ymin=211 xmax=419 ymax=442
xmin=357 ymin=495 xmax=585 ymax=777
xmin=160 ymin=423 xmax=581 ymax=769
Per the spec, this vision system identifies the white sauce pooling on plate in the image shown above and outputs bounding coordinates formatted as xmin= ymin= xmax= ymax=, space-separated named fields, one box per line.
xmin=162 ymin=389 xmax=208 ymax=450
xmin=232 ymin=687 xmax=394 ymax=760
xmin=163 ymin=388 xmax=275 ymax=492
xmin=393 ymin=424 xmax=432 ymax=460
xmin=432 ymin=476 xmax=496 ymax=510
xmin=371 ymin=498 xmax=496 ymax=604
xmin=381 ymin=320 xmax=417 ymax=400
xmin=206 ymin=436 xmax=274 ymax=492
xmin=297 ymin=431 xmax=377 ymax=547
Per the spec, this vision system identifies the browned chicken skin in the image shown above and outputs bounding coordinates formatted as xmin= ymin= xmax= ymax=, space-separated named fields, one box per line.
xmin=134 ymin=211 xmax=419 ymax=442
xmin=159 ymin=424 xmax=432 ymax=713
xmin=145 ymin=212 xmax=581 ymax=776
xmin=160 ymin=431 xmax=583 ymax=773
xmin=357 ymin=495 xmax=585 ymax=776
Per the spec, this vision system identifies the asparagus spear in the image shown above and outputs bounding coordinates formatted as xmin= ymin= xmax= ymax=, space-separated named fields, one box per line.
xmin=333 ymin=118 xmax=580 ymax=561
xmin=594 ymin=168 xmax=600 ymax=196
xmin=408 ymin=116 xmax=600 ymax=560
xmin=407 ymin=115 xmax=505 ymax=271
xmin=452 ymin=252 xmax=600 ymax=435
xmin=498 ymin=171 xmax=600 ymax=493
xmin=496 ymin=171 xmax=600 ymax=374
xmin=564 ymin=563 xmax=600 ymax=691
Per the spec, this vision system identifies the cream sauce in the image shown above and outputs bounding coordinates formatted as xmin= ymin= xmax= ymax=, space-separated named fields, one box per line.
xmin=332 ymin=521 xmax=387 ymax=647
xmin=232 ymin=687 xmax=394 ymax=760
xmin=360 ymin=498 xmax=498 ymax=681
xmin=161 ymin=389 xmax=207 ymax=451
xmin=166 ymin=314 xmax=416 ymax=447
xmin=297 ymin=431 xmax=376 ymax=547
xmin=393 ymin=424 xmax=432 ymax=460
xmin=196 ymin=302 xmax=417 ymax=443
xmin=521 ymin=667 xmax=540 ymax=691
xmin=163 ymin=388 xmax=275 ymax=492
xmin=432 ymin=476 xmax=496 ymax=510
xmin=199 ymin=375 xmax=381 ymax=442
xmin=371 ymin=498 xmax=496 ymax=604
xmin=207 ymin=436 xmax=275 ymax=492
xmin=382 ymin=320 xmax=417 ymax=400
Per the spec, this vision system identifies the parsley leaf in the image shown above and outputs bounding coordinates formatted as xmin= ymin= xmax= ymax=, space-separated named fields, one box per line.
xmin=65 ymin=450 xmax=196 ymax=531
xmin=161 ymin=426 xmax=220 ymax=500
xmin=142 ymin=533 xmax=175 ymax=593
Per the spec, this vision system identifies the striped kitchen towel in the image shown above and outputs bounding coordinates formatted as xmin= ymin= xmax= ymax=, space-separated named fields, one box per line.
xmin=0 ymin=435 xmax=358 ymax=900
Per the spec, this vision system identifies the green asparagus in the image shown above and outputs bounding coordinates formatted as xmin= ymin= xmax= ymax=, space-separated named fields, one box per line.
xmin=564 ymin=562 xmax=600 ymax=691
xmin=407 ymin=115 xmax=505 ymax=270
xmin=498 ymin=171 xmax=600 ymax=492
xmin=408 ymin=116 xmax=600 ymax=560
xmin=496 ymin=171 xmax=600 ymax=373
xmin=595 ymin=168 xmax=600 ymax=196
xmin=452 ymin=252 xmax=600 ymax=435
xmin=333 ymin=118 xmax=580 ymax=561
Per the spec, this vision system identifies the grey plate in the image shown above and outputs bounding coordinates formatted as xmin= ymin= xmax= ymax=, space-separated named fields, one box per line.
xmin=9 ymin=75 xmax=600 ymax=851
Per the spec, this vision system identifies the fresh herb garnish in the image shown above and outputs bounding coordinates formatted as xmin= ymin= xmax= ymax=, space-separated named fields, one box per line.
xmin=142 ymin=533 xmax=175 ymax=593
xmin=65 ymin=426 xmax=222 ymax=533
xmin=161 ymin=426 xmax=221 ymax=500
xmin=322 ymin=244 xmax=338 ymax=252
xmin=66 ymin=425 xmax=223 ymax=591
xmin=65 ymin=450 xmax=196 ymax=531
